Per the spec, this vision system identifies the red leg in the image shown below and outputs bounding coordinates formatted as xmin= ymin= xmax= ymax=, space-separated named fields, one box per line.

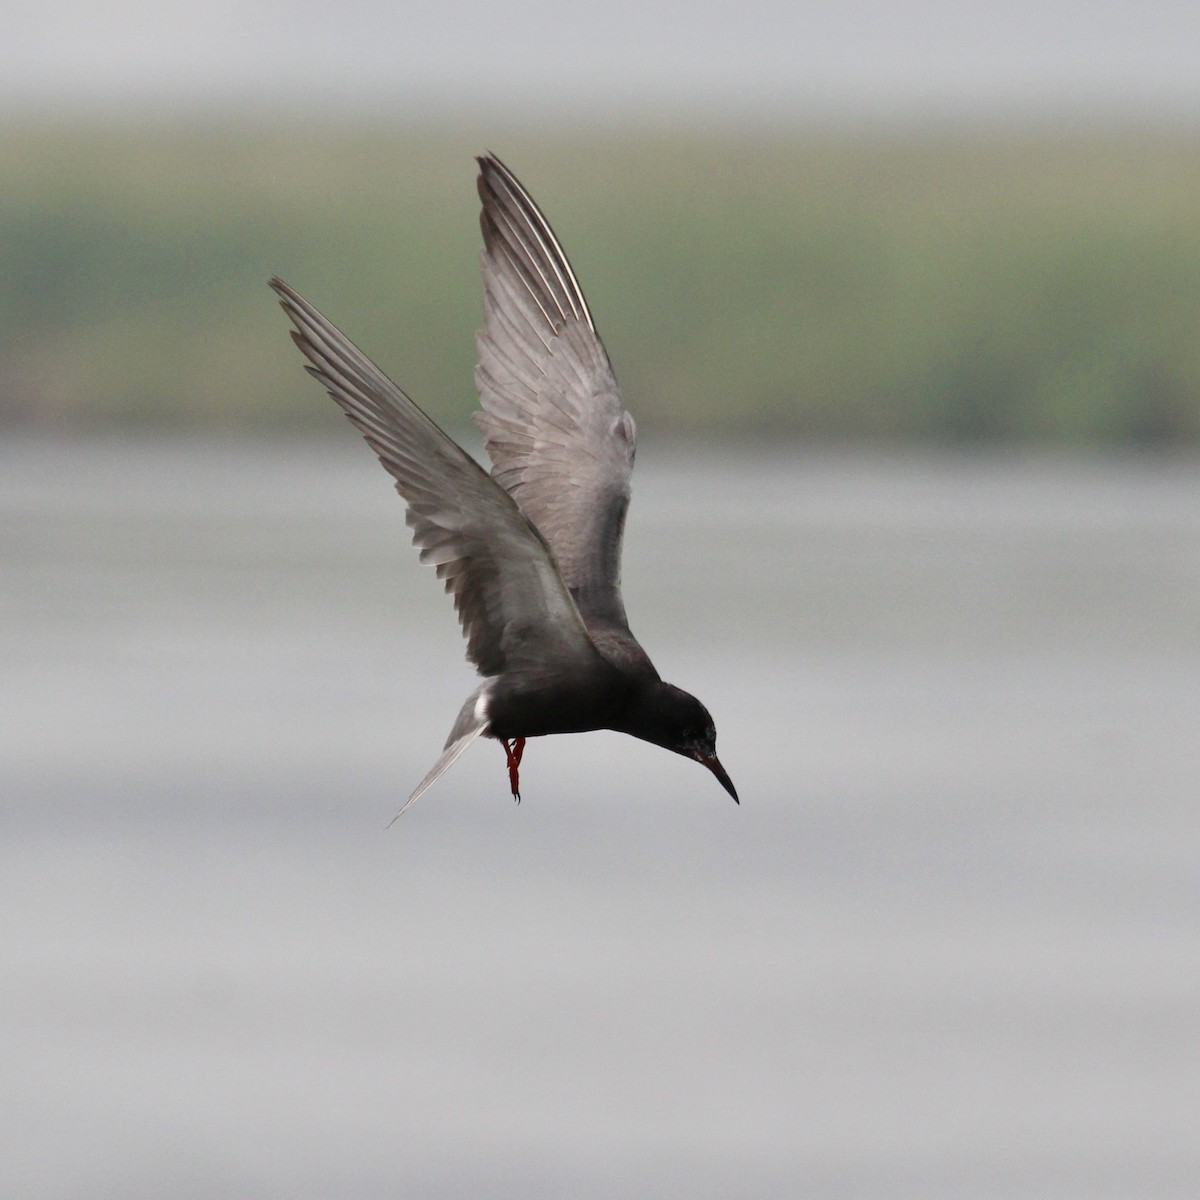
xmin=502 ymin=737 xmax=526 ymax=802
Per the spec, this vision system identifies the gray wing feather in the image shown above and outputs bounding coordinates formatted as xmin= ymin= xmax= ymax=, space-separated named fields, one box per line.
xmin=270 ymin=277 xmax=595 ymax=683
xmin=474 ymin=155 xmax=636 ymax=627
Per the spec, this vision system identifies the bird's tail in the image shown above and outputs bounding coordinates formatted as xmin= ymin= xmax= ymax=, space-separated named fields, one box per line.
xmin=387 ymin=686 xmax=492 ymax=824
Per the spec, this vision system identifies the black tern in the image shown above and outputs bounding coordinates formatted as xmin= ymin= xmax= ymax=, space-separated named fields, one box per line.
xmin=271 ymin=154 xmax=736 ymax=815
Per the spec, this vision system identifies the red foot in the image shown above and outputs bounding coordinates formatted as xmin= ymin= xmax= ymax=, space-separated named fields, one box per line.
xmin=502 ymin=737 xmax=526 ymax=802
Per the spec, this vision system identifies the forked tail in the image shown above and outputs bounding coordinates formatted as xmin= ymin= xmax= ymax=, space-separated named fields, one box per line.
xmin=387 ymin=685 xmax=492 ymax=825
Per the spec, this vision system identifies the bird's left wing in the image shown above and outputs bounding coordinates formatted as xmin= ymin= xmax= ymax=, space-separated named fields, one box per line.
xmin=270 ymin=277 xmax=596 ymax=683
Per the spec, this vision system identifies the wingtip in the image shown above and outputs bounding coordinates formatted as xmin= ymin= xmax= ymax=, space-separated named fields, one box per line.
xmin=476 ymin=151 xmax=507 ymax=179
xmin=269 ymin=276 xmax=301 ymax=312
xmin=475 ymin=152 xmax=496 ymax=193
xmin=476 ymin=152 xmax=513 ymax=211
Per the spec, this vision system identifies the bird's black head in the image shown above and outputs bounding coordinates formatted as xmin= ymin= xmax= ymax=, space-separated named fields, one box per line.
xmin=626 ymin=682 xmax=738 ymax=803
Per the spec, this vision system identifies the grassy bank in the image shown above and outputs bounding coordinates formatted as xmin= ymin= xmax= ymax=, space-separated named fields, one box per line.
xmin=3 ymin=122 xmax=1200 ymax=444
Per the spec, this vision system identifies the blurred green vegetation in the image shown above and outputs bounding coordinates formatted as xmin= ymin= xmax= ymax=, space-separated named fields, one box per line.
xmin=3 ymin=121 xmax=1200 ymax=445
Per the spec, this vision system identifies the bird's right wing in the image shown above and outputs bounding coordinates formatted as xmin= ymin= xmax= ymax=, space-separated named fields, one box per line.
xmin=271 ymin=277 xmax=596 ymax=682
xmin=474 ymin=155 xmax=636 ymax=627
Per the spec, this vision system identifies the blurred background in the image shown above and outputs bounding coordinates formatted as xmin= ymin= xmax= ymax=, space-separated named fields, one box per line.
xmin=3 ymin=2 xmax=1199 ymax=1197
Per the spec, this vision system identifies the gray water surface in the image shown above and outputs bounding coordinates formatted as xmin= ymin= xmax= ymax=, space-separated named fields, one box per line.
xmin=2 ymin=435 xmax=1198 ymax=1198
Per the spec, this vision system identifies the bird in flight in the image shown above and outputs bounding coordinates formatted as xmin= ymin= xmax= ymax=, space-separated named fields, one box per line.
xmin=271 ymin=154 xmax=736 ymax=816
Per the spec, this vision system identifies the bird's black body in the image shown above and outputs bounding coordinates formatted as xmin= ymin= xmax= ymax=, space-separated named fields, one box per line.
xmin=271 ymin=155 xmax=736 ymax=813
xmin=484 ymin=650 xmax=632 ymax=741
xmin=486 ymin=620 xmax=707 ymax=745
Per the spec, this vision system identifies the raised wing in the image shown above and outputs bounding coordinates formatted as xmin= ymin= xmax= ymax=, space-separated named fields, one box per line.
xmin=474 ymin=154 xmax=636 ymax=628
xmin=270 ymin=277 xmax=596 ymax=683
